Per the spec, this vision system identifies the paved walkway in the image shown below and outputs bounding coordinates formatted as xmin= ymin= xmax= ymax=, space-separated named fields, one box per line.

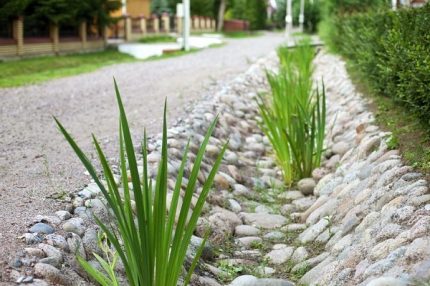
xmin=0 ymin=32 xmax=284 ymax=268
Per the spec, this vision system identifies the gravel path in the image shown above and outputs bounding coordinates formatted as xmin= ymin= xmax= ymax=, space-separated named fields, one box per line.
xmin=0 ymin=32 xmax=284 ymax=269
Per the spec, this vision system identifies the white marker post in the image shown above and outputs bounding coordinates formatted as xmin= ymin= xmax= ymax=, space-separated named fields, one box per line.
xmin=285 ymin=0 xmax=293 ymax=38
xmin=392 ymin=0 xmax=397 ymax=10
xmin=299 ymin=0 xmax=305 ymax=32
xmin=183 ymin=0 xmax=191 ymax=51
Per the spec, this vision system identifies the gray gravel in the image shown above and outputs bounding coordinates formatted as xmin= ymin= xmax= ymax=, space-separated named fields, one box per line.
xmin=0 ymin=32 xmax=284 ymax=268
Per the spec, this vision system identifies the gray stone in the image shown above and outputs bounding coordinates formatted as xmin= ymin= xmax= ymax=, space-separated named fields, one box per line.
xmin=332 ymin=141 xmax=350 ymax=156
xmin=241 ymin=213 xmax=287 ymax=229
xmin=229 ymin=275 xmax=258 ymax=286
xmin=29 ymin=223 xmax=55 ymax=235
xmin=67 ymin=232 xmax=86 ymax=259
xmin=292 ymin=197 xmax=316 ymax=211
xmin=291 ymin=246 xmax=309 ymax=264
xmin=24 ymin=248 xmax=45 ymax=258
xmin=263 ymin=231 xmax=284 ymax=240
xmin=367 ymin=277 xmax=409 ymax=286
xmin=38 ymin=244 xmax=62 ymax=263
xmin=236 ymin=237 xmax=262 ymax=248
xmin=85 ymin=198 xmax=109 ymax=222
xmin=298 ymin=218 xmax=329 ymax=243
xmin=235 ymin=225 xmax=260 ymax=237
xmin=62 ymin=217 xmax=85 ymax=237
xmin=228 ymin=199 xmax=242 ymax=213
xmin=278 ymin=191 xmax=304 ymax=201
xmin=280 ymin=204 xmax=296 ymax=215
xmin=45 ymin=234 xmax=68 ymax=251
xmin=255 ymin=205 xmax=271 ymax=214
xmin=21 ymin=233 xmax=44 ymax=244
xmin=282 ymin=224 xmax=307 ymax=232
xmin=292 ymin=252 xmax=329 ymax=273
xmin=199 ymin=277 xmax=222 ymax=286
xmin=227 ymin=165 xmax=243 ymax=183
xmin=82 ymin=228 xmax=102 ymax=257
xmin=265 ymin=245 xmax=294 ymax=265
xmin=312 ymin=167 xmax=330 ymax=181
xmin=33 ymin=215 xmax=62 ymax=226
xmin=34 ymin=263 xmax=71 ymax=285
xmin=187 ymin=235 xmax=214 ymax=261
xmin=256 ymin=279 xmax=294 ymax=286
xmin=38 ymin=256 xmax=61 ymax=268
xmin=55 ymin=211 xmax=71 ymax=221
xmin=297 ymin=178 xmax=316 ymax=195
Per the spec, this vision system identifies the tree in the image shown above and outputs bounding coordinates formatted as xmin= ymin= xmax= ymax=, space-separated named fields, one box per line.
xmin=0 ymin=0 xmax=121 ymax=26
xmin=245 ymin=0 xmax=267 ymax=29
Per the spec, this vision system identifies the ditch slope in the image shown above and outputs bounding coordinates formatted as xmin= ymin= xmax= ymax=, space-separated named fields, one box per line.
xmin=3 ymin=50 xmax=430 ymax=286
xmin=0 ymin=32 xmax=285 ymax=273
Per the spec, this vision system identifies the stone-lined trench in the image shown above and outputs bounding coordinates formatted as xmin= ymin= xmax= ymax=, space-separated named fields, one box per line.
xmin=5 ymin=50 xmax=430 ymax=286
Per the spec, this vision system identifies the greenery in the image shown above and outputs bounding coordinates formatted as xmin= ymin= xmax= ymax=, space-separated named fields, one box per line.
xmin=257 ymin=40 xmax=326 ymax=186
xmin=325 ymin=4 xmax=430 ymax=126
xmin=0 ymin=0 xmax=121 ymax=27
xmin=55 ymin=81 xmax=226 ymax=285
xmin=225 ymin=0 xmax=267 ymax=30
xmin=0 ymin=50 xmax=135 ymax=88
xmin=223 ymin=31 xmax=262 ymax=38
xmin=347 ymin=64 xmax=430 ymax=174
xmin=138 ymin=35 xmax=177 ymax=44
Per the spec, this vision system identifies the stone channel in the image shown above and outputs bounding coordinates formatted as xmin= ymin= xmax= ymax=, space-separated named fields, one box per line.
xmin=5 ymin=50 xmax=430 ymax=286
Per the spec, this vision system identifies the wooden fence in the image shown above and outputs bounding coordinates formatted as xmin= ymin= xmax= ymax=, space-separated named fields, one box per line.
xmin=109 ymin=14 xmax=216 ymax=41
xmin=0 ymin=17 xmax=105 ymax=59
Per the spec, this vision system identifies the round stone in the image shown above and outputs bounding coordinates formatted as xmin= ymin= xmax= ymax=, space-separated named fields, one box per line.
xmin=297 ymin=178 xmax=316 ymax=195
xmin=29 ymin=223 xmax=55 ymax=235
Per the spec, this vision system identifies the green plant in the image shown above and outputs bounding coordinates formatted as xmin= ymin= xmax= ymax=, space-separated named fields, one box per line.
xmin=55 ymin=80 xmax=226 ymax=286
xmin=258 ymin=41 xmax=326 ymax=186
xmin=326 ymin=4 xmax=430 ymax=126
xmin=218 ymin=260 xmax=243 ymax=281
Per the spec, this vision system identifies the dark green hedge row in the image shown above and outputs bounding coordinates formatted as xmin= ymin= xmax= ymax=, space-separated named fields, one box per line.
xmin=330 ymin=4 xmax=430 ymax=125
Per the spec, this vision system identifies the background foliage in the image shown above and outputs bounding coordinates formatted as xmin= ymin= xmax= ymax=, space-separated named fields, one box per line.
xmin=225 ymin=0 xmax=267 ymax=30
xmin=0 ymin=0 xmax=121 ymax=26
xmin=326 ymin=3 xmax=430 ymax=126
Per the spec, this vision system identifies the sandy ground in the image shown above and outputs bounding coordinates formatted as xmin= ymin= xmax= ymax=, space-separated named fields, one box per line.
xmin=0 ymin=33 xmax=284 ymax=271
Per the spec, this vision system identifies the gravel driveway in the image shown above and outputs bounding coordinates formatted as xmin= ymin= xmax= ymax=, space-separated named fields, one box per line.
xmin=0 ymin=32 xmax=284 ymax=270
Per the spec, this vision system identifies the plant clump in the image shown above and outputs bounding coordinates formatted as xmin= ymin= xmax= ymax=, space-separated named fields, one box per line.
xmin=257 ymin=40 xmax=326 ymax=186
xmin=55 ymin=80 xmax=226 ymax=286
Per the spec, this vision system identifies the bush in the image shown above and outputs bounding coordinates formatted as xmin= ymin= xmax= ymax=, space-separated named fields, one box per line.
xmin=258 ymin=40 xmax=326 ymax=186
xmin=225 ymin=0 xmax=266 ymax=30
xmin=329 ymin=4 xmax=430 ymax=126
xmin=55 ymin=81 xmax=226 ymax=286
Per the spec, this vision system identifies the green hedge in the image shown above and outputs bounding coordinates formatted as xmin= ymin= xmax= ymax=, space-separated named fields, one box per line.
xmin=330 ymin=4 xmax=430 ymax=125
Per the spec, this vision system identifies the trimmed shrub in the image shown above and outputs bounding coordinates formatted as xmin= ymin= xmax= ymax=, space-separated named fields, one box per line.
xmin=329 ymin=4 xmax=430 ymax=126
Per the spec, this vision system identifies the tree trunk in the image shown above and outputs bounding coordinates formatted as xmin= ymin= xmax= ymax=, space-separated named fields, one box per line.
xmin=217 ymin=0 xmax=226 ymax=31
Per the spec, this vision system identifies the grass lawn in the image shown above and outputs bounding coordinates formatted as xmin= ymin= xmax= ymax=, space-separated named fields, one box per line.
xmin=0 ymin=49 xmax=136 ymax=88
xmin=347 ymin=63 xmax=430 ymax=176
xmin=0 ymin=42 xmax=225 ymax=88
xmin=222 ymin=31 xmax=263 ymax=38
xmin=138 ymin=35 xmax=177 ymax=44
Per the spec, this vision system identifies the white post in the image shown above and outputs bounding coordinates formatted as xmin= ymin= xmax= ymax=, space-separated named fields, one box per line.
xmin=299 ymin=0 xmax=305 ymax=32
xmin=183 ymin=0 xmax=190 ymax=51
xmin=285 ymin=0 xmax=293 ymax=38
xmin=392 ymin=0 xmax=397 ymax=10
xmin=122 ymin=0 xmax=127 ymax=15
